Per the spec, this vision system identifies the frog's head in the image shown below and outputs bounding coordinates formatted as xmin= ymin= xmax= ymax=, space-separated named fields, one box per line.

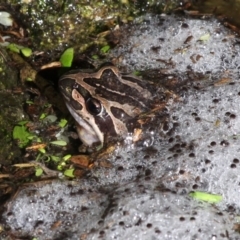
xmin=59 ymin=66 xmax=157 ymax=148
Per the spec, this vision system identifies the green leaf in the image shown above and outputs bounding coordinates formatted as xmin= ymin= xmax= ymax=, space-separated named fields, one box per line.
xmin=91 ymin=54 xmax=99 ymax=60
xmin=21 ymin=47 xmax=32 ymax=57
xmin=27 ymin=135 xmax=35 ymax=140
xmin=58 ymin=118 xmax=68 ymax=128
xmin=63 ymin=154 xmax=71 ymax=161
xmin=57 ymin=161 xmax=66 ymax=171
xmin=50 ymin=155 xmax=61 ymax=162
xmin=50 ymin=140 xmax=67 ymax=146
xmin=7 ymin=43 xmax=20 ymax=53
xmin=57 ymin=165 xmax=63 ymax=171
xmin=38 ymin=148 xmax=46 ymax=154
xmin=35 ymin=167 xmax=43 ymax=177
xmin=100 ymin=45 xmax=110 ymax=54
xmin=7 ymin=44 xmax=33 ymax=57
xmin=13 ymin=122 xmax=32 ymax=148
xmin=60 ymin=47 xmax=74 ymax=67
xmin=64 ymin=168 xmax=75 ymax=178
xmin=189 ymin=191 xmax=223 ymax=203
xmin=39 ymin=113 xmax=46 ymax=120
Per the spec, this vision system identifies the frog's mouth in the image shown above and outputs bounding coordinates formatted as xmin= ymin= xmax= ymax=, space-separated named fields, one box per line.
xmin=66 ymin=102 xmax=103 ymax=147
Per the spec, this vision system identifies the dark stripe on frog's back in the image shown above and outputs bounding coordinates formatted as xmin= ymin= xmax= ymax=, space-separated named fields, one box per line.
xmin=121 ymin=75 xmax=171 ymax=101
xmin=83 ymin=69 xmax=151 ymax=110
xmin=120 ymin=74 xmax=154 ymax=91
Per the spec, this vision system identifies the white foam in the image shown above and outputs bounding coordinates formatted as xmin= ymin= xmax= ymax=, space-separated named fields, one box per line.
xmin=110 ymin=14 xmax=240 ymax=81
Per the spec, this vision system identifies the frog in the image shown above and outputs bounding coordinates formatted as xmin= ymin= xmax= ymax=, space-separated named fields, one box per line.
xmin=59 ymin=65 xmax=177 ymax=153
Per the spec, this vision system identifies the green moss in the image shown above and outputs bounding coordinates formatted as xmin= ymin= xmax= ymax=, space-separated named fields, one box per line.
xmin=0 ymin=93 xmax=25 ymax=164
xmin=5 ymin=0 xmax=180 ymax=57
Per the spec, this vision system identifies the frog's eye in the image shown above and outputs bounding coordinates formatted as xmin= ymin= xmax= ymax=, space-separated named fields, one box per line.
xmin=86 ymin=98 xmax=102 ymax=115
